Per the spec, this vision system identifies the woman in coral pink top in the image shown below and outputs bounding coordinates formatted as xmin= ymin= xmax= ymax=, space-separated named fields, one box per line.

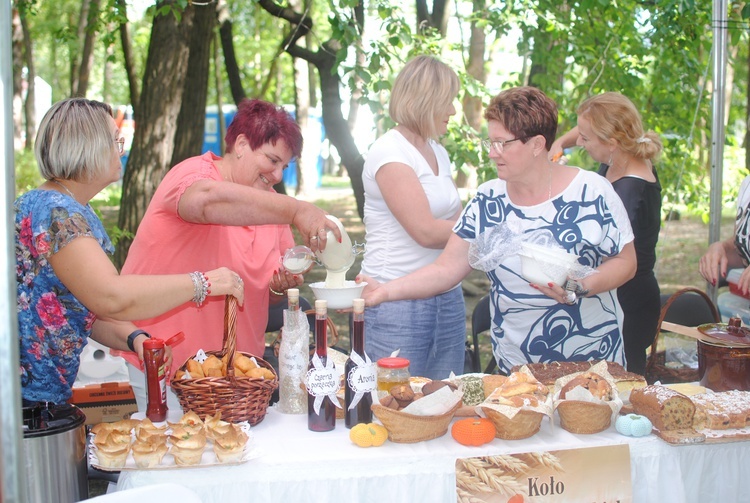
xmin=115 ymin=99 xmax=339 ymax=412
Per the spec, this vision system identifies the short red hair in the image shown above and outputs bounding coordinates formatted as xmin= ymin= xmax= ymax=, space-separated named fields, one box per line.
xmin=225 ymin=99 xmax=303 ymax=159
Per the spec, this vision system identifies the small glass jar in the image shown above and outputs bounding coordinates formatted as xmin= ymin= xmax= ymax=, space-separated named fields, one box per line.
xmin=376 ymin=357 xmax=410 ymax=394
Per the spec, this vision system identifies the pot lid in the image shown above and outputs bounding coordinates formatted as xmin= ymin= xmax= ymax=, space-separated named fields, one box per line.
xmin=697 ymin=317 xmax=750 ymax=347
xmin=22 ymin=402 xmax=86 ymax=438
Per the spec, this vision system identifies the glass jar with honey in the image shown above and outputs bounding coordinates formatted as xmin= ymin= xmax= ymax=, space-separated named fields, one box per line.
xmin=376 ymin=357 xmax=410 ymax=397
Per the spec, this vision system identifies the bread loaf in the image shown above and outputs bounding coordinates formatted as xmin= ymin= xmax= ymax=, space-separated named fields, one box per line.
xmin=630 ymin=385 xmax=695 ymax=431
xmin=511 ymin=360 xmax=646 ymax=395
xmin=559 ymin=372 xmax=612 ymax=400
xmin=691 ymin=390 xmax=750 ymax=430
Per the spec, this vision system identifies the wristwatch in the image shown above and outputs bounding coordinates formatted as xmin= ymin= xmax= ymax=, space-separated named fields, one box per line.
xmin=127 ymin=329 xmax=151 ymax=352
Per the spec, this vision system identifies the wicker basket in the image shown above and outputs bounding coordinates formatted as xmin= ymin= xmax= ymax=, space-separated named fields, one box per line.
xmin=481 ymin=407 xmax=544 ymax=440
xmin=556 ymin=400 xmax=611 ymax=434
xmin=371 ymin=401 xmax=461 ymax=443
xmin=171 ymin=297 xmax=278 ymax=425
xmin=645 ymin=288 xmax=719 ymax=385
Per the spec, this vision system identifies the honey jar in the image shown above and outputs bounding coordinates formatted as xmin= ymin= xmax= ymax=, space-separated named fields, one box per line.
xmin=376 ymin=357 xmax=410 ymax=394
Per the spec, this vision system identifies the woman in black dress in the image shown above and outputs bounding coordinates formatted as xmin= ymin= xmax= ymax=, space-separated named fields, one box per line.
xmin=550 ymin=92 xmax=663 ymax=375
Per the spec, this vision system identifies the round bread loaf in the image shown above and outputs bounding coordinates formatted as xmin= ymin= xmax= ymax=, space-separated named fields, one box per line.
xmin=560 ymin=372 xmax=611 ymax=400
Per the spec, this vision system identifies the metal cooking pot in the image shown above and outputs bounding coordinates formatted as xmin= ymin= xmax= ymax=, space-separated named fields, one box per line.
xmin=697 ymin=317 xmax=750 ymax=392
xmin=23 ymin=402 xmax=88 ymax=502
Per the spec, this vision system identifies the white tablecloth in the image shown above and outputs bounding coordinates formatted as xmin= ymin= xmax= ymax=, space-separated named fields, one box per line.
xmin=116 ymin=407 xmax=750 ymax=502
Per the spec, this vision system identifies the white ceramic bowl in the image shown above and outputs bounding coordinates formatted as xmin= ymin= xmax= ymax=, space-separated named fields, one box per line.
xmin=309 ymin=281 xmax=367 ymax=309
xmin=519 ymin=242 xmax=579 ymax=286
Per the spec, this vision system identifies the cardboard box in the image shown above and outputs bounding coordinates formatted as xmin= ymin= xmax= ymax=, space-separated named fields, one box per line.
xmin=69 ymin=382 xmax=138 ymax=426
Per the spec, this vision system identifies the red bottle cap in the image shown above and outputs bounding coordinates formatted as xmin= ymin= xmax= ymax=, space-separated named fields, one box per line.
xmin=143 ymin=338 xmax=165 ymax=350
xmin=377 ymin=357 xmax=410 ymax=369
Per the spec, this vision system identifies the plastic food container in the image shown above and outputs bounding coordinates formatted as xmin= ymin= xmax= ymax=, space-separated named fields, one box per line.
xmin=726 ymin=268 xmax=750 ymax=300
xmin=519 ymin=242 xmax=579 ymax=286
xmin=377 ymin=357 xmax=410 ymax=394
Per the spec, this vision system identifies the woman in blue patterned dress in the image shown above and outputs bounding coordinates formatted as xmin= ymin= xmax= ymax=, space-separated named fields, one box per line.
xmin=15 ymin=98 xmax=245 ymax=405
xmin=359 ymin=87 xmax=636 ymax=374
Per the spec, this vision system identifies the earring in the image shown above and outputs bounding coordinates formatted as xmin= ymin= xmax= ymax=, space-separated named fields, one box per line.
xmin=607 ymin=153 xmax=613 ymax=167
xmin=236 ymin=153 xmax=243 ymax=160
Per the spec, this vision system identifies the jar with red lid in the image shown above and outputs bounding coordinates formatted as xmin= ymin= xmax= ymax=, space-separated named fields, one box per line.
xmin=376 ymin=357 xmax=410 ymax=394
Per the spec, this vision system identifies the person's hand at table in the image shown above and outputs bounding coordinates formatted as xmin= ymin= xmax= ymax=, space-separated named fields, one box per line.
xmin=356 ymin=274 xmax=389 ymax=307
xmin=269 ymin=267 xmax=304 ymax=302
xmin=292 ymin=201 xmax=342 ymax=252
xmin=530 ymin=281 xmax=577 ymax=305
xmin=204 ymin=267 xmax=246 ymax=306
xmin=699 ymin=239 xmax=738 ymax=287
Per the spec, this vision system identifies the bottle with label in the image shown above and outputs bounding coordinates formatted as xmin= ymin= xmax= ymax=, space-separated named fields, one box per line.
xmin=278 ymin=289 xmax=309 ymax=414
xmin=143 ymin=338 xmax=167 ymax=422
xmin=307 ymin=299 xmax=337 ymax=431
xmin=345 ymin=298 xmax=376 ymax=428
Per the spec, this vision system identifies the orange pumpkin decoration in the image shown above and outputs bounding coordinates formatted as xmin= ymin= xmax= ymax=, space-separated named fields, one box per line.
xmin=451 ymin=417 xmax=496 ymax=446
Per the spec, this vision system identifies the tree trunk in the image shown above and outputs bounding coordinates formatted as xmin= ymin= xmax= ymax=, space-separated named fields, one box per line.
xmin=20 ymin=9 xmax=36 ymax=151
xmin=12 ymin=7 xmax=23 ymax=149
xmin=526 ymin=4 xmax=569 ymax=94
xmin=347 ymin=2 xmax=365 ymax=131
xmin=456 ymin=0 xmax=486 ymax=190
xmin=171 ymin=2 xmax=216 ymax=167
xmin=213 ymin=31 xmax=227 ymax=156
xmin=75 ymin=0 xmax=101 ymax=97
xmin=416 ymin=0 xmax=451 ymax=35
xmin=117 ymin=0 xmax=141 ymax=115
xmin=218 ymin=0 xmax=246 ymax=105
xmin=115 ymin=2 xmax=196 ymax=267
xmin=70 ymin=0 xmax=90 ymax=95
xmin=257 ymin=0 xmax=366 ymax=218
xmin=317 ymin=41 xmax=365 ymax=217
xmin=291 ymin=0 xmax=313 ymax=197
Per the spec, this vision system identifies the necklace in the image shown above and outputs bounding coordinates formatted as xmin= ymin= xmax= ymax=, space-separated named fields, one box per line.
xmin=50 ymin=179 xmax=76 ymax=200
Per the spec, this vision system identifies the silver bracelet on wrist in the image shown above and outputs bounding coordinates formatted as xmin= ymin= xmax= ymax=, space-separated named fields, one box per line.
xmin=190 ymin=271 xmax=210 ymax=306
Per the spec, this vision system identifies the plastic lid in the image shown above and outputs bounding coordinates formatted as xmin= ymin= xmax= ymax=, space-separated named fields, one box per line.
xmin=697 ymin=319 xmax=750 ymax=346
xmin=315 ymin=299 xmax=327 ymax=315
xmin=143 ymin=338 xmax=165 ymax=350
xmin=377 ymin=357 xmax=410 ymax=369
xmin=352 ymin=298 xmax=365 ymax=313
xmin=727 ymin=268 xmax=744 ymax=284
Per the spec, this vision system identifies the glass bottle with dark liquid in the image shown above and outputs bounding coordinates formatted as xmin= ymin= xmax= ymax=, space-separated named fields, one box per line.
xmin=345 ymin=298 xmax=375 ymax=428
xmin=307 ymin=299 xmax=337 ymax=431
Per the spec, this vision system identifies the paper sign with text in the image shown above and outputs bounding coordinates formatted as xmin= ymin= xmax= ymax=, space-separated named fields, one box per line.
xmin=455 ymin=444 xmax=632 ymax=503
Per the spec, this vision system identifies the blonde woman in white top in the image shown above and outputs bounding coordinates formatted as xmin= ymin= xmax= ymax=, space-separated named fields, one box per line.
xmin=360 ymin=55 xmax=464 ymax=380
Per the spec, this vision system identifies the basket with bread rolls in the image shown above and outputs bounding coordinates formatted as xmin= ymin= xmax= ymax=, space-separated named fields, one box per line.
xmin=171 ymin=297 xmax=278 ymax=425
xmin=477 ymin=370 xmax=553 ymax=440
xmin=371 ymin=380 xmax=464 ymax=443
xmin=553 ymin=361 xmax=623 ymax=434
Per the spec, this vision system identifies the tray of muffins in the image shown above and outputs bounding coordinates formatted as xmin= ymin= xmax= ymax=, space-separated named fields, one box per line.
xmin=89 ymin=410 xmax=259 ymax=471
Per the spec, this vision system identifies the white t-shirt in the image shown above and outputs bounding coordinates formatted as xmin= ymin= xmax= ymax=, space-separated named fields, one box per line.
xmin=361 ymin=129 xmax=462 ymax=282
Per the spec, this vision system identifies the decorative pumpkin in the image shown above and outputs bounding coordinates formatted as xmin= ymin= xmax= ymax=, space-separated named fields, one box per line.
xmin=615 ymin=414 xmax=653 ymax=437
xmin=451 ymin=417 xmax=496 ymax=446
xmin=349 ymin=423 xmax=388 ymax=447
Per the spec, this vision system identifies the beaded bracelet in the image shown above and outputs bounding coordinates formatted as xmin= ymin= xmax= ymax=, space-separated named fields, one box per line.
xmin=190 ymin=271 xmax=210 ymax=306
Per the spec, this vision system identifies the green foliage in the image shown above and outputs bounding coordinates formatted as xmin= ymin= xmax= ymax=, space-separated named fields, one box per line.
xmin=14 ymin=149 xmax=43 ymax=197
